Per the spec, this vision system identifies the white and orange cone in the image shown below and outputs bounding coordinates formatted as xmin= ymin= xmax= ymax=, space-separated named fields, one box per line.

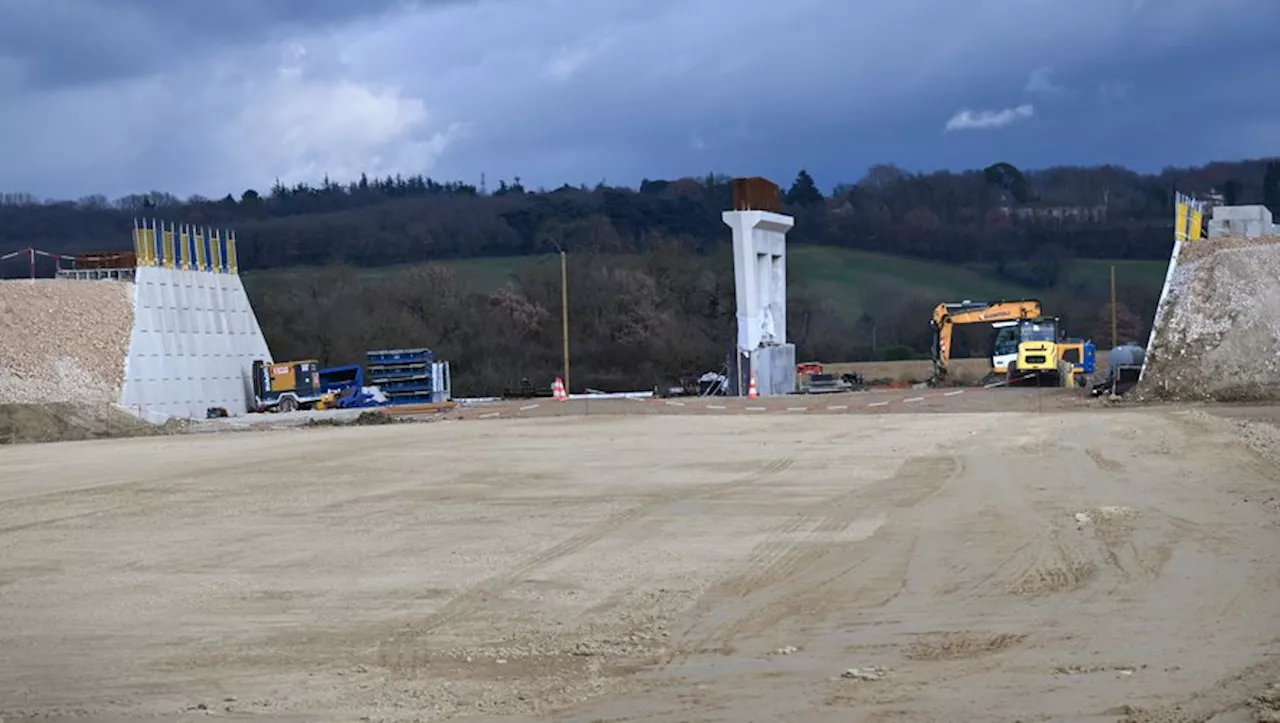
xmin=747 ymin=375 xmax=759 ymax=398
xmin=553 ymin=377 xmax=568 ymax=401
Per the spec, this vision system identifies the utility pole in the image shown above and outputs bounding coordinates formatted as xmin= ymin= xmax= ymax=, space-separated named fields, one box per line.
xmin=560 ymin=249 xmax=570 ymax=393
xmin=1110 ymin=265 xmax=1117 ymax=348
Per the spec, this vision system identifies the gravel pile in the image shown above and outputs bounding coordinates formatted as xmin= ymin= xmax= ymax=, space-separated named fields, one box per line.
xmin=1140 ymin=235 xmax=1280 ymax=402
xmin=0 ymin=279 xmax=135 ymax=404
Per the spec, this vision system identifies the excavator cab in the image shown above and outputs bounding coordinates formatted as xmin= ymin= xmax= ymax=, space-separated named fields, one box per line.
xmin=990 ymin=322 xmax=1020 ymax=375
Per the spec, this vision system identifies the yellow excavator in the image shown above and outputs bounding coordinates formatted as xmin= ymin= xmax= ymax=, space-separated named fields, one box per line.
xmin=928 ymin=299 xmax=1042 ymax=387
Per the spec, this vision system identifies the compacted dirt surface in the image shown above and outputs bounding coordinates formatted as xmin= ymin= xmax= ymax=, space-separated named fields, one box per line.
xmin=1 ymin=404 xmax=1278 ymax=722
xmin=454 ymin=386 xmax=1104 ymax=422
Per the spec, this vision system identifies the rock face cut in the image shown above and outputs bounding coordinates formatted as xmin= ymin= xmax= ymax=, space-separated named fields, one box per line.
xmin=1140 ymin=235 xmax=1280 ymax=402
xmin=0 ymin=279 xmax=135 ymax=405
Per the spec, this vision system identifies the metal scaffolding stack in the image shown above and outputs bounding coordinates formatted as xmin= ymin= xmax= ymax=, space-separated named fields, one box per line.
xmin=365 ymin=348 xmax=451 ymax=405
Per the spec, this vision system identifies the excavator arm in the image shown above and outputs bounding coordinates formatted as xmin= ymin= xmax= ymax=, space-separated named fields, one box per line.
xmin=928 ymin=299 xmax=1042 ymax=386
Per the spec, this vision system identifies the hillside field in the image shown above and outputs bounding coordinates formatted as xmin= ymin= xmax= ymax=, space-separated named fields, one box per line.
xmin=245 ymin=246 xmax=1169 ymax=322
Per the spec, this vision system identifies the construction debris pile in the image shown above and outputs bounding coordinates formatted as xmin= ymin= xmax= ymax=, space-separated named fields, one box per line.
xmin=0 ymin=280 xmax=135 ymax=405
xmin=1140 ymin=235 xmax=1280 ymax=402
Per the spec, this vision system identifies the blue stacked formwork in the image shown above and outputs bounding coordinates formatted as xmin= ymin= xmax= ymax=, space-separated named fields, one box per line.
xmin=366 ymin=348 xmax=437 ymax=405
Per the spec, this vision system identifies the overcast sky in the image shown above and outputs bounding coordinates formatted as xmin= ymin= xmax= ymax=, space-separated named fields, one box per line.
xmin=1 ymin=0 xmax=1277 ymax=200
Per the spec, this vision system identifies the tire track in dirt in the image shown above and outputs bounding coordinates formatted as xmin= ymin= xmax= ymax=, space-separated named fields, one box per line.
xmin=714 ymin=512 xmax=818 ymax=598
xmin=1111 ymin=658 xmax=1280 ymax=723
xmin=962 ymin=447 xmax=1179 ymax=601
xmin=960 ymin=507 xmax=1097 ymax=600
xmin=903 ymin=632 xmax=1028 ymax=661
xmin=948 ymin=444 xmax=1109 ymax=601
xmin=1007 ymin=535 xmax=1098 ymax=596
xmin=708 ymin=456 xmax=964 ymax=645
xmin=1077 ymin=446 xmax=1172 ymax=589
xmin=0 ymin=504 xmax=132 ymax=534
xmin=1085 ymin=446 xmax=1125 ymax=473
xmin=664 ymin=453 xmax=964 ymax=660
xmin=376 ymin=456 xmax=794 ymax=671
xmin=723 ymin=455 xmax=963 ymax=597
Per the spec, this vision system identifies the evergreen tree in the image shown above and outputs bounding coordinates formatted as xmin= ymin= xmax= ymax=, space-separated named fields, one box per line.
xmin=1263 ymin=161 xmax=1280 ymax=215
xmin=785 ymin=169 xmax=823 ymax=206
xmin=1223 ymin=179 xmax=1240 ymax=206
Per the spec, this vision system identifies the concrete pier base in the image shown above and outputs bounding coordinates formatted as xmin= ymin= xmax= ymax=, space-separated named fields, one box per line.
xmin=752 ymin=344 xmax=796 ymax=396
xmin=726 ymin=344 xmax=796 ymax=397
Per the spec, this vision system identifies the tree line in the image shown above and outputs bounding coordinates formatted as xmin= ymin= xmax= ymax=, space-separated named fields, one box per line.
xmin=1 ymin=157 xmax=1275 ymax=393
xmin=243 ymin=241 xmax=1162 ymax=395
xmin=3 ymin=158 xmax=1278 ymax=283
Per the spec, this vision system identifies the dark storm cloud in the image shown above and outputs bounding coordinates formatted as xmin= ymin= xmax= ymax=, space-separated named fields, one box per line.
xmin=0 ymin=0 xmax=1277 ymax=200
xmin=0 ymin=0 xmax=458 ymax=89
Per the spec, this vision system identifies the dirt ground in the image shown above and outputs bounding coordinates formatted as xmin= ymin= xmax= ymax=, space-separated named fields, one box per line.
xmin=1 ymin=402 xmax=1278 ymax=722
xmin=455 ymin=386 xmax=1102 ymax=422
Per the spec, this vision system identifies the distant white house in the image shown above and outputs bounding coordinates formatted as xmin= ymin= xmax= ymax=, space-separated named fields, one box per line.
xmin=1009 ymin=204 xmax=1107 ymax=223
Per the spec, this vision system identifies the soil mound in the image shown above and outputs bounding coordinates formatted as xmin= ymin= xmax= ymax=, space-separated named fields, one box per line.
xmin=1139 ymin=236 xmax=1280 ymax=402
xmin=0 ymin=403 xmax=164 ymax=445
xmin=0 ymin=279 xmax=134 ymax=404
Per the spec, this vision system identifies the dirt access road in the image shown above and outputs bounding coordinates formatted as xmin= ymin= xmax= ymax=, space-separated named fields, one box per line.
xmin=0 ymin=407 xmax=1278 ymax=722
xmin=453 ymin=386 xmax=1100 ymax=422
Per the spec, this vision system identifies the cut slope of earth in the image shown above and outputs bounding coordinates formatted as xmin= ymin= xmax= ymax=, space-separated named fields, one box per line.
xmin=1139 ymin=235 xmax=1280 ymax=402
xmin=0 ymin=279 xmax=134 ymax=405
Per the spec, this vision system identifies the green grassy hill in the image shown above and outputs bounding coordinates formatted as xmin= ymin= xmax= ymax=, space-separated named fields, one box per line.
xmin=1060 ymin=258 xmax=1168 ymax=288
xmin=246 ymin=245 xmax=1168 ymax=322
xmin=788 ymin=247 xmax=1033 ymax=317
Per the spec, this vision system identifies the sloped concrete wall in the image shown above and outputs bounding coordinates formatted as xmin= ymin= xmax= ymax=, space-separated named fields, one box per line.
xmin=119 ymin=266 xmax=272 ymax=421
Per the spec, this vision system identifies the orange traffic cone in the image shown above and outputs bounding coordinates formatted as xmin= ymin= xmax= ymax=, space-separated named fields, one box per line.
xmin=747 ymin=375 xmax=759 ymax=398
xmin=553 ymin=377 xmax=568 ymax=401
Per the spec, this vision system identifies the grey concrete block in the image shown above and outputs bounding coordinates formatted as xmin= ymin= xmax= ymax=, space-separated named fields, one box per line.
xmin=750 ymin=344 xmax=796 ymax=396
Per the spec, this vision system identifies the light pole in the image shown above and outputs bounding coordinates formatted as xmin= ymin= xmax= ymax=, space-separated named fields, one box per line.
xmin=559 ymin=248 xmax=570 ymax=394
xmin=1110 ymin=264 xmax=1117 ymax=349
